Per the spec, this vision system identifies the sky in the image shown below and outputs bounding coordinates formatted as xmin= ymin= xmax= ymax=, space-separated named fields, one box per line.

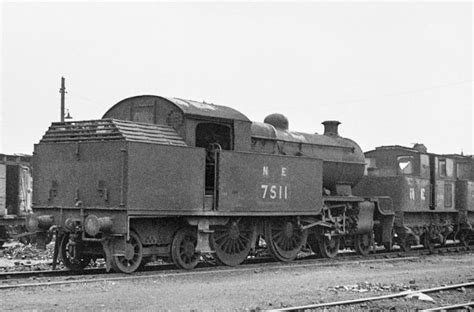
xmin=1 ymin=1 xmax=473 ymax=156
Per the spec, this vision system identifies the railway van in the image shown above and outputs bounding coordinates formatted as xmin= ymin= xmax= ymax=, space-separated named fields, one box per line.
xmin=0 ymin=153 xmax=32 ymax=246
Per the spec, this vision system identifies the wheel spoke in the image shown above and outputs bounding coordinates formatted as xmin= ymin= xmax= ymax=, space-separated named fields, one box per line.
xmin=112 ymin=232 xmax=143 ymax=274
xmin=231 ymin=241 xmax=237 ymax=254
xmin=60 ymin=234 xmax=91 ymax=271
xmin=237 ymin=238 xmax=245 ymax=251
xmin=272 ymin=231 xmax=283 ymax=241
xmin=274 ymin=234 xmax=284 ymax=245
xmin=171 ymin=228 xmax=199 ymax=270
xmin=291 ymin=236 xmax=298 ymax=247
xmin=222 ymin=237 xmax=232 ymax=252
xmin=238 ymin=234 xmax=250 ymax=243
xmin=354 ymin=233 xmax=372 ymax=256
xmin=319 ymin=236 xmax=339 ymax=258
xmin=214 ymin=232 xmax=228 ymax=242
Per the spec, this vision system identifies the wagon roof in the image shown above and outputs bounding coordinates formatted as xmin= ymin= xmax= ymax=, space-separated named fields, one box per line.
xmin=372 ymin=145 xmax=421 ymax=153
xmin=39 ymin=119 xmax=187 ymax=146
xmin=368 ymin=145 xmax=473 ymax=159
xmin=0 ymin=153 xmax=32 ymax=165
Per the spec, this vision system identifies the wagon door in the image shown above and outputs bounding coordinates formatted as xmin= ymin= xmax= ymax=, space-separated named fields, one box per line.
xmin=18 ymin=165 xmax=32 ymax=215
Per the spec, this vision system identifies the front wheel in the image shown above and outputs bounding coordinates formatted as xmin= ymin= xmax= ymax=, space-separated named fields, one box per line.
xmin=319 ymin=235 xmax=340 ymax=258
xmin=354 ymin=232 xmax=372 ymax=256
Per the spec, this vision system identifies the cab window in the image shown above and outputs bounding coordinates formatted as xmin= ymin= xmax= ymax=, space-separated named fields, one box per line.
xmin=397 ymin=156 xmax=413 ymax=175
xmin=195 ymin=123 xmax=232 ymax=150
xmin=195 ymin=122 xmax=232 ymax=194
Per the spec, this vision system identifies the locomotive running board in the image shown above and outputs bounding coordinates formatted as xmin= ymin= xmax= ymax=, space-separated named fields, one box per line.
xmin=323 ymin=196 xmax=364 ymax=202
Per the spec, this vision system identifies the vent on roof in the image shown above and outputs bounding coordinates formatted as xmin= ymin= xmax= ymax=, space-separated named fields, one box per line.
xmin=264 ymin=113 xmax=289 ymax=130
xmin=413 ymin=143 xmax=427 ymax=153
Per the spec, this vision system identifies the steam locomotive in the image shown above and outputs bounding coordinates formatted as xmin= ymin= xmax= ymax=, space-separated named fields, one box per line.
xmin=26 ymin=95 xmax=472 ymax=273
xmin=354 ymin=144 xmax=474 ymax=250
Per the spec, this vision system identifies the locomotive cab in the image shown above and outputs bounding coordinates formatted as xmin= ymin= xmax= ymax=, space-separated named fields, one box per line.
xmin=102 ymin=95 xmax=253 ymax=196
xmin=195 ymin=122 xmax=232 ymax=194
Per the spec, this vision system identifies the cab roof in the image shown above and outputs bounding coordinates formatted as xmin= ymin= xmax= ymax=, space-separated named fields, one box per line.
xmin=103 ymin=95 xmax=250 ymax=122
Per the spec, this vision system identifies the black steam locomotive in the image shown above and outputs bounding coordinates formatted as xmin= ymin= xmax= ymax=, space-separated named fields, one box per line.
xmin=354 ymin=144 xmax=474 ymax=250
xmin=26 ymin=95 xmax=472 ymax=273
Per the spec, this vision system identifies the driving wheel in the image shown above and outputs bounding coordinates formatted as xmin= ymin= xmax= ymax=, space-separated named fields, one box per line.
xmin=264 ymin=218 xmax=308 ymax=262
xmin=211 ymin=219 xmax=255 ymax=266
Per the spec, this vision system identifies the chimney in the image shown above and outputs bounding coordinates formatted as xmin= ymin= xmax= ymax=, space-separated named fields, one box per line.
xmin=322 ymin=120 xmax=341 ymax=136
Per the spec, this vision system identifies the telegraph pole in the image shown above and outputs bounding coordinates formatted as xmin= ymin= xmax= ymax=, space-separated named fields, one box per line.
xmin=60 ymin=77 xmax=66 ymax=122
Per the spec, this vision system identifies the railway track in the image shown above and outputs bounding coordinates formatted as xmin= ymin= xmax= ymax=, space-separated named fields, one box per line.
xmin=0 ymin=256 xmax=420 ymax=290
xmin=0 ymin=244 xmax=472 ymax=290
xmin=1 ymin=242 xmax=470 ymax=280
xmin=269 ymin=282 xmax=474 ymax=311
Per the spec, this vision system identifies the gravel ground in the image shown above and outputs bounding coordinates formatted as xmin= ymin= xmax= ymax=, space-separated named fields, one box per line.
xmin=0 ymin=241 xmax=108 ymax=272
xmin=0 ymin=253 xmax=473 ymax=311
xmin=0 ymin=241 xmax=54 ymax=269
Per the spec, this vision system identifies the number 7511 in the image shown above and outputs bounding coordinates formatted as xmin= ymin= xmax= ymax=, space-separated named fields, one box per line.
xmin=261 ymin=184 xmax=288 ymax=200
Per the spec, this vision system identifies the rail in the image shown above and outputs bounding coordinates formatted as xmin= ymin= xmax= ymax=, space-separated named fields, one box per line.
xmin=268 ymin=282 xmax=474 ymax=312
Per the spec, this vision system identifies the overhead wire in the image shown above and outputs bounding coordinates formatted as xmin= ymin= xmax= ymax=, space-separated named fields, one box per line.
xmin=334 ymin=79 xmax=473 ymax=105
